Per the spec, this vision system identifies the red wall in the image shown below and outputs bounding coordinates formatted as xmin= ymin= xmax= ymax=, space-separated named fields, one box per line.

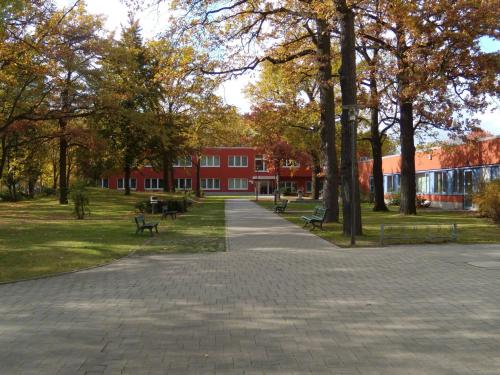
xmin=104 ymin=147 xmax=316 ymax=193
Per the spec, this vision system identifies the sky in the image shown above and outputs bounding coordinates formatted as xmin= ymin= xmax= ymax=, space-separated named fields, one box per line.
xmin=56 ymin=0 xmax=499 ymax=135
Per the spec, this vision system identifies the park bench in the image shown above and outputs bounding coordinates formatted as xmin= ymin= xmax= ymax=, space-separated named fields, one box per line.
xmin=161 ymin=206 xmax=177 ymax=220
xmin=134 ymin=214 xmax=159 ymax=236
xmin=301 ymin=206 xmax=328 ymax=230
xmin=274 ymin=199 xmax=288 ymax=213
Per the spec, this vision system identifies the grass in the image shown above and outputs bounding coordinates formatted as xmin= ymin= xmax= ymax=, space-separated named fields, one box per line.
xmin=257 ymin=200 xmax=500 ymax=247
xmin=0 ymin=188 xmax=225 ymax=283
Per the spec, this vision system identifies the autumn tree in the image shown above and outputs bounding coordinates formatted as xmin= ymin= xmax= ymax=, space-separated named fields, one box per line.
xmin=166 ymin=0 xmax=341 ymax=222
xmin=44 ymin=3 xmax=105 ymax=203
xmin=245 ymin=61 xmax=326 ymax=199
xmin=358 ymin=0 xmax=499 ymax=215
xmin=97 ymin=18 xmax=159 ymax=196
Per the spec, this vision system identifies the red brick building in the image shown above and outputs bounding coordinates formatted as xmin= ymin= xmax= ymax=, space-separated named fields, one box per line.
xmin=101 ymin=147 xmax=319 ymax=195
xmin=358 ymin=136 xmax=500 ymax=209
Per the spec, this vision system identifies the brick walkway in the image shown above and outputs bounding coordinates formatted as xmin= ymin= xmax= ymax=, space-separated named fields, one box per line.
xmin=0 ymin=199 xmax=499 ymax=374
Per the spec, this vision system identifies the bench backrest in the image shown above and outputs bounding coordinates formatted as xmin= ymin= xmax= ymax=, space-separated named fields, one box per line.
xmin=134 ymin=215 xmax=145 ymax=228
xmin=313 ymin=206 xmax=327 ymax=220
xmin=281 ymin=199 xmax=288 ymax=207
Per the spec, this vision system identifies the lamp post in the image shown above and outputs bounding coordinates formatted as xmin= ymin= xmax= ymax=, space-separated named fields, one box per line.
xmin=345 ymin=105 xmax=359 ymax=246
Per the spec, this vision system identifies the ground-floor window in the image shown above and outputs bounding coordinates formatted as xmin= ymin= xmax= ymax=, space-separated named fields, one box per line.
xmin=145 ymin=178 xmax=163 ymax=190
xmin=201 ymin=178 xmax=220 ymax=190
xmin=228 ymin=178 xmax=248 ymax=190
xmin=385 ymin=174 xmax=400 ymax=193
xmin=416 ymin=173 xmax=428 ymax=194
xmin=101 ymin=178 xmax=109 ymax=188
xmin=175 ymin=178 xmax=192 ymax=190
xmin=117 ymin=178 xmax=136 ymax=190
xmin=306 ymin=180 xmax=324 ymax=194
xmin=279 ymin=181 xmax=296 ymax=192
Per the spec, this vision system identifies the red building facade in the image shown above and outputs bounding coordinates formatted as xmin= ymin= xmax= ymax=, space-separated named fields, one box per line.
xmin=101 ymin=147 xmax=318 ymax=195
xmin=358 ymin=136 xmax=500 ymax=209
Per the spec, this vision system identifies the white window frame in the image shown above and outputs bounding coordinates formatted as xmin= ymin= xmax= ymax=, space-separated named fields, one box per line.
xmin=228 ymin=178 xmax=248 ymax=190
xmin=283 ymin=159 xmax=300 ymax=168
xmin=228 ymin=155 xmax=248 ymax=167
xmin=200 ymin=155 xmax=220 ymax=167
xmin=201 ymin=178 xmax=220 ymax=190
xmin=175 ymin=178 xmax=192 ymax=191
xmin=145 ymin=178 xmax=162 ymax=190
xmin=254 ymin=155 xmax=267 ymax=172
xmin=117 ymin=178 xmax=136 ymax=190
xmin=101 ymin=178 xmax=109 ymax=189
xmin=279 ymin=181 xmax=296 ymax=191
xmin=173 ymin=157 xmax=192 ymax=167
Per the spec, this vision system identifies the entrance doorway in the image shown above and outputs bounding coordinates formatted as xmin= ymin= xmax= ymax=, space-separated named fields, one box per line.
xmin=464 ymin=170 xmax=473 ymax=209
xmin=257 ymin=180 xmax=273 ymax=195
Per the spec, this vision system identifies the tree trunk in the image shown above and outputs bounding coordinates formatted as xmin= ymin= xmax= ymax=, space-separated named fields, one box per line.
xmin=162 ymin=151 xmax=170 ymax=192
xmin=316 ymin=18 xmax=339 ymax=222
xmin=370 ymin=109 xmax=388 ymax=211
xmin=396 ymin=25 xmax=417 ymax=215
xmin=27 ymin=178 xmax=36 ymax=199
xmin=336 ymin=0 xmax=362 ymax=236
xmin=59 ymin=118 xmax=68 ymax=204
xmin=399 ymin=101 xmax=416 ymax=214
xmin=124 ymin=162 xmax=131 ymax=196
xmin=0 ymin=134 xmax=7 ymax=182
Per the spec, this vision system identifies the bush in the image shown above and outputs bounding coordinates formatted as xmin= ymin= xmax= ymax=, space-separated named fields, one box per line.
xmin=70 ymin=182 xmax=90 ymax=219
xmin=387 ymin=193 xmax=400 ymax=206
xmin=474 ymin=180 xmax=500 ymax=223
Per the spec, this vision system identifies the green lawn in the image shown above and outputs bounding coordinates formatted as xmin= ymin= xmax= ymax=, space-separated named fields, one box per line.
xmin=0 ymin=189 xmax=225 ymax=283
xmin=257 ymin=200 xmax=500 ymax=247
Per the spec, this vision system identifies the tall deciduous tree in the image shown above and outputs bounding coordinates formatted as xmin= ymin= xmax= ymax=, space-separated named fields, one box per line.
xmin=98 ymin=18 xmax=158 ymax=195
xmin=359 ymin=0 xmax=499 ymax=215
xmin=167 ymin=0 xmax=341 ymax=222
xmin=45 ymin=2 xmax=104 ymax=203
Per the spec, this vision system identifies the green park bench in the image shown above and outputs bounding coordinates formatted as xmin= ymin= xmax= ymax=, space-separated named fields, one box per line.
xmin=134 ymin=214 xmax=159 ymax=236
xmin=274 ymin=199 xmax=288 ymax=213
xmin=301 ymin=206 xmax=328 ymax=230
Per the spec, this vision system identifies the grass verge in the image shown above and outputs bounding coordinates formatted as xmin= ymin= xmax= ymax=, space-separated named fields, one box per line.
xmin=0 ymin=189 xmax=225 ymax=283
xmin=257 ymin=200 xmax=500 ymax=247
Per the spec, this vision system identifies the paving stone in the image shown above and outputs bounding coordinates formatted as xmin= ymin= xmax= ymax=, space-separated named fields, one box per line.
xmin=0 ymin=199 xmax=499 ymax=374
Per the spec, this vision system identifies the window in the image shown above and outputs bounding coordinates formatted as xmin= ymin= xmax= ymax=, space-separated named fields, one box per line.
xmin=228 ymin=155 xmax=248 ymax=167
xmin=255 ymin=155 xmax=267 ymax=171
xmin=369 ymin=176 xmax=374 ymax=193
xmin=200 ymin=155 xmax=220 ymax=167
xmin=175 ymin=178 xmax=192 ymax=190
xmin=385 ymin=174 xmax=400 ymax=193
xmin=452 ymin=170 xmax=464 ymax=193
xmin=173 ymin=157 xmax=192 ymax=167
xmin=145 ymin=178 xmax=162 ymax=190
xmin=228 ymin=178 xmax=248 ymax=190
xmin=433 ymin=171 xmax=448 ymax=194
xmin=201 ymin=178 xmax=220 ymax=190
xmin=306 ymin=180 xmax=324 ymax=193
xmin=491 ymin=166 xmax=499 ymax=180
xmin=283 ymin=159 xmax=299 ymax=167
xmin=416 ymin=173 xmax=428 ymax=194
xmin=117 ymin=178 xmax=136 ymax=190
xmin=306 ymin=181 xmax=312 ymax=193
xmin=101 ymin=178 xmax=109 ymax=188
xmin=279 ymin=181 xmax=296 ymax=192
